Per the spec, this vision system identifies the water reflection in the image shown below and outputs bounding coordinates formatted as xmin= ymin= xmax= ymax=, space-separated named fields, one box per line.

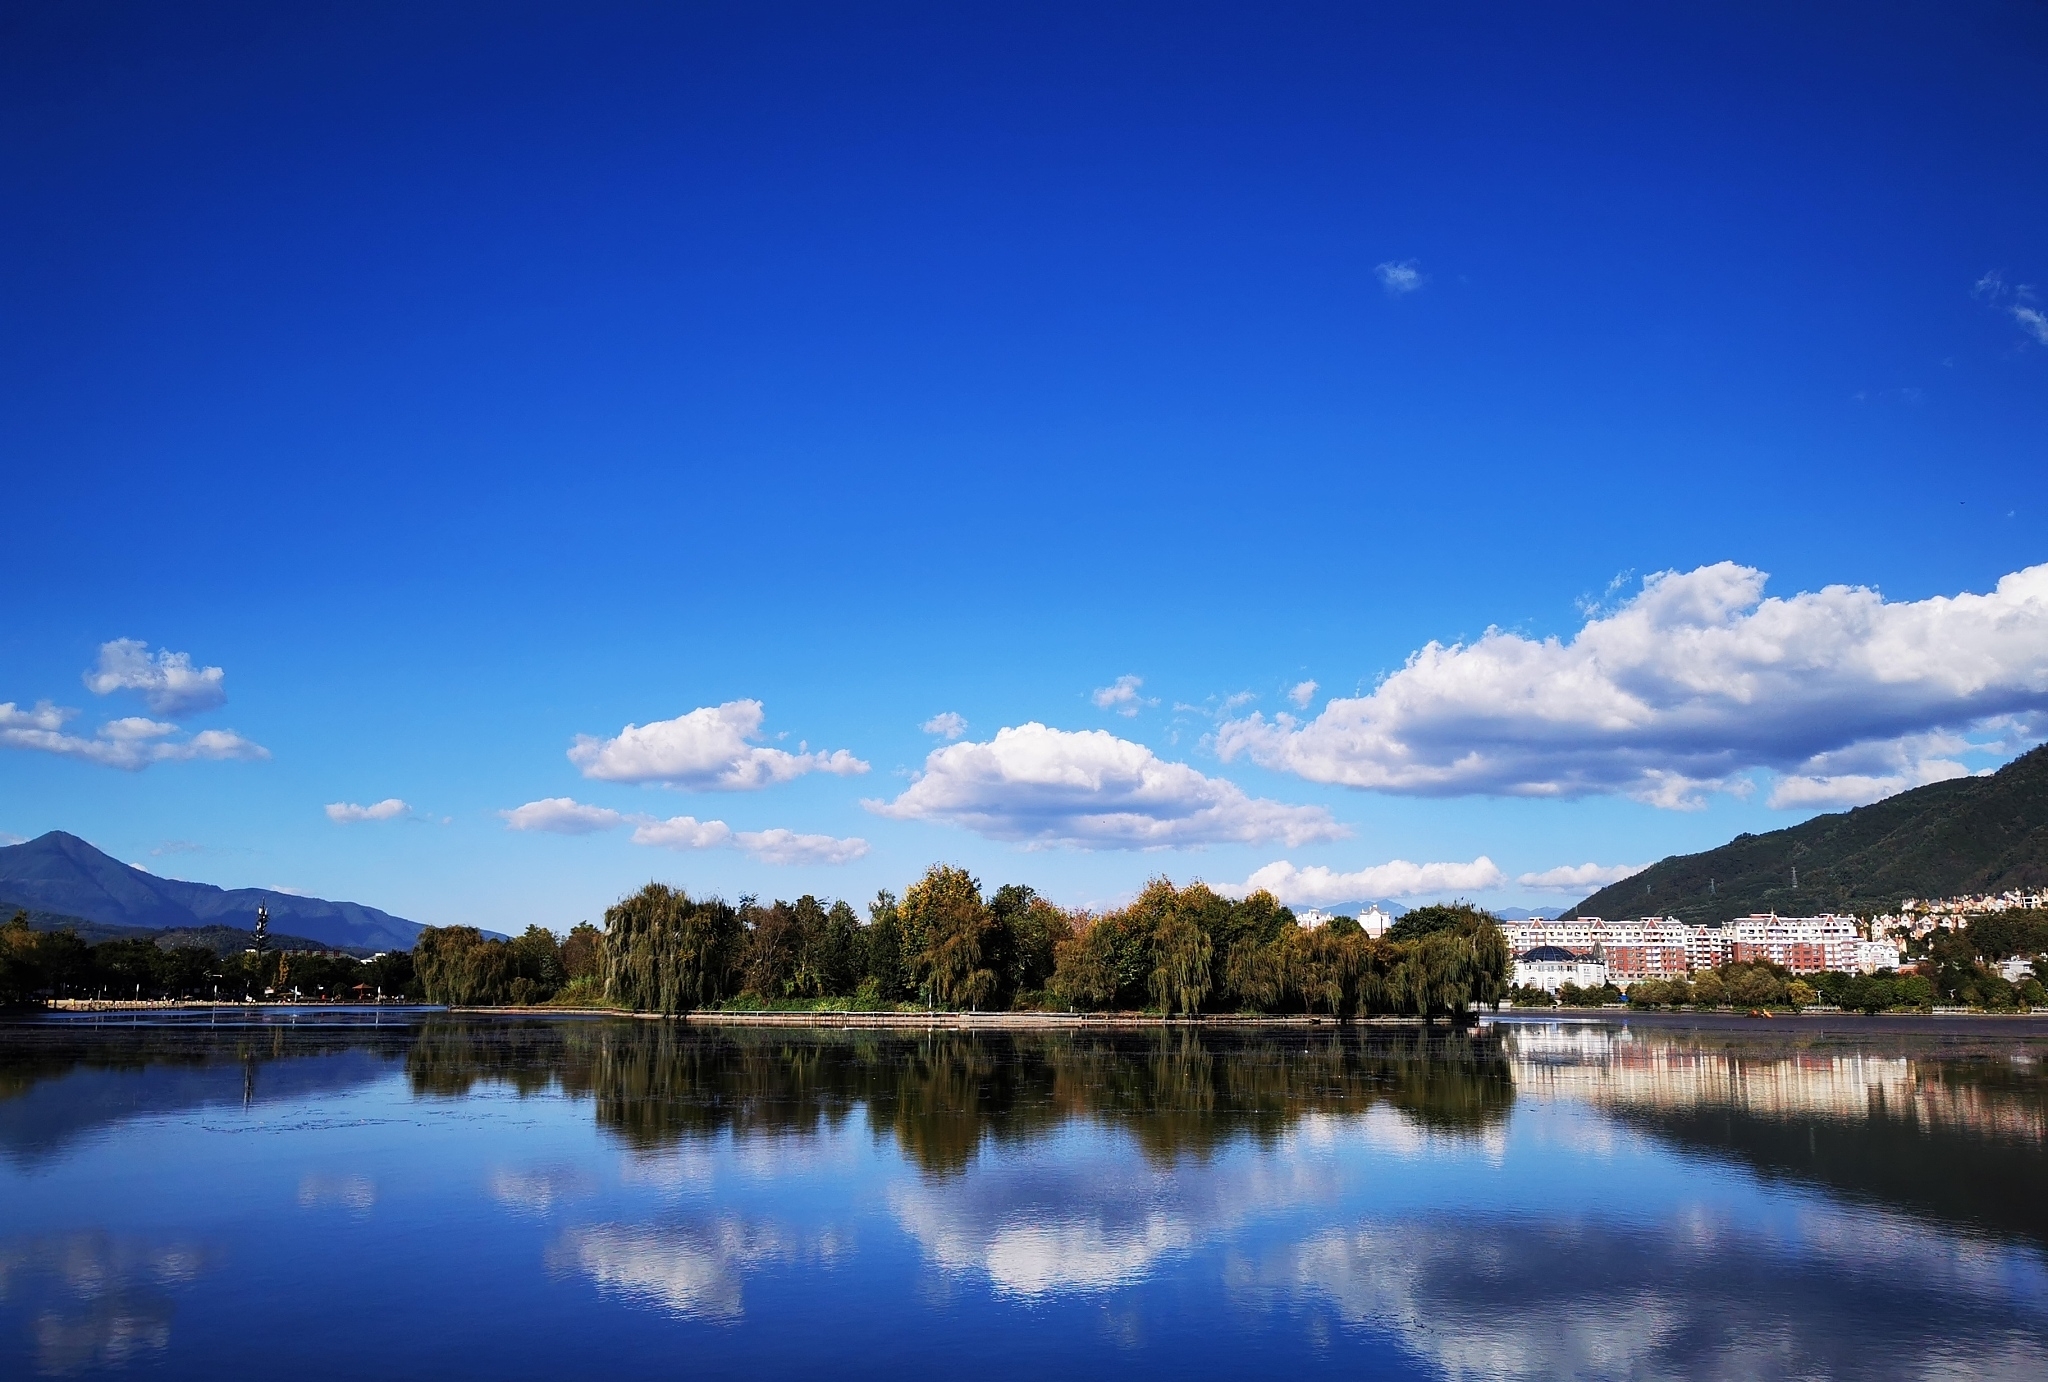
xmin=1499 ymin=1019 xmax=2048 ymax=1248
xmin=547 ymin=1218 xmax=847 ymax=1320
xmin=3 ymin=1012 xmax=2045 ymax=1378
xmin=399 ymin=1020 xmax=1517 ymax=1172
xmin=1265 ymin=1207 xmax=2048 ymax=1381
xmin=0 ymin=1233 xmax=212 ymax=1376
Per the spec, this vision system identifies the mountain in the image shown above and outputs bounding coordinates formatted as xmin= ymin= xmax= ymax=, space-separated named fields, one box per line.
xmin=7 ymin=906 xmax=361 ymax=956
xmin=1567 ymin=744 xmax=2048 ymax=923
xmin=0 ymin=832 xmax=426 ymax=952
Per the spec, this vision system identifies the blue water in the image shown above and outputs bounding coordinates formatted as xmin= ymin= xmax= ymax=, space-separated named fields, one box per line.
xmin=2 ymin=1011 xmax=2044 ymax=1379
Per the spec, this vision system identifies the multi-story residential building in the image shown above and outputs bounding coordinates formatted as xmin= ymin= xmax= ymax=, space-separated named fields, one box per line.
xmin=1726 ymin=914 xmax=1859 ymax=974
xmin=1685 ymin=925 xmax=1731 ymax=972
xmin=1503 ymin=917 xmax=1717 ymax=980
xmin=1853 ymin=937 xmax=1904 ymax=974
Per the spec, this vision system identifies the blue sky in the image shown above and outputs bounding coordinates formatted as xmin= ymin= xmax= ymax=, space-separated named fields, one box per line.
xmin=4 ymin=2 xmax=2046 ymax=929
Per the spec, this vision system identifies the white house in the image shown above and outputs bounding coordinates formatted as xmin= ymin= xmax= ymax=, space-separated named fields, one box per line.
xmin=1512 ymin=945 xmax=1609 ymax=993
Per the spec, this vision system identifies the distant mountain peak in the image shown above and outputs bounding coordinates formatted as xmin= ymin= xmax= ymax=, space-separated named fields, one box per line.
xmin=0 ymin=831 xmax=427 ymax=951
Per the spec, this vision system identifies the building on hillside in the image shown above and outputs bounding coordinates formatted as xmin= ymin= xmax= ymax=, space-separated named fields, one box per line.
xmin=1686 ymin=924 xmax=1731 ymax=972
xmin=1359 ymin=905 xmax=1394 ymax=939
xmin=1296 ymin=908 xmax=1333 ymax=930
xmin=1854 ymin=938 xmax=1903 ymax=975
xmin=1501 ymin=917 xmax=1706 ymax=981
xmin=1726 ymin=914 xmax=1859 ymax=974
xmin=1998 ymin=955 xmax=2042 ymax=984
xmin=1513 ymin=945 xmax=1609 ymax=993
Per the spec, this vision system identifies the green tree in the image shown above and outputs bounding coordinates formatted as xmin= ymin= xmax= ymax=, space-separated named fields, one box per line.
xmin=900 ymin=865 xmax=995 ymax=1009
xmin=1149 ymin=910 xmax=1212 ymax=1017
xmin=601 ymin=884 xmax=742 ymax=1014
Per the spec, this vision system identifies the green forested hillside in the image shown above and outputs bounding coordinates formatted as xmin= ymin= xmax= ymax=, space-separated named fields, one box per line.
xmin=1566 ymin=744 xmax=2048 ymax=922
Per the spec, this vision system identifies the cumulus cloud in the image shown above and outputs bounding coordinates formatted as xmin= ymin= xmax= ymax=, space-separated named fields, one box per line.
xmin=1764 ymin=729 xmax=1976 ymax=809
xmin=630 ymin=815 xmax=735 ymax=851
xmin=0 ymin=701 xmax=267 ymax=771
xmin=1216 ymin=561 xmax=2048 ymax=810
xmin=922 ymin=711 xmax=969 ymax=739
xmin=1091 ymin=675 xmax=1154 ymax=717
xmin=1376 ymin=259 xmax=1425 ymax=294
xmin=1515 ymin=861 xmax=1652 ymax=892
xmin=499 ymin=796 xmax=866 ymax=864
xmin=501 ymin=797 xmax=630 ymax=834
xmin=1288 ymin=680 xmax=1318 ymax=708
xmin=1236 ymin=857 xmax=1506 ymax=906
xmin=83 ymin=640 xmax=227 ymax=716
xmin=568 ymin=700 xmax=868 ymax=789
xmin=868 ymin=723 xmax=1345 ymax=850
xmin=732 ymin=829 xmax=870 ymax=866
xmin=325 ymin=798 xmax=410 ymax=824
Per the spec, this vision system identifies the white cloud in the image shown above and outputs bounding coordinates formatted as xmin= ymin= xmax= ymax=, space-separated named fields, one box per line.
xmin=1764 ymin=730 xmax=1975 ymax=810
xmin=1237 ymin=857 xmax=1506 ymax=906
xmin=83 ymin=639 xmax=227 ymax=715
xmin=868 ymin=722 xmax=1346 ymax=850
xmin=733 ymin=829 xmax=870 ymax=866
xmin=1288 ymin=680 xmax=1319 ymax=708
xmin=2014 ymin=305 xmax=2048 ymax=347
xmin=568 ymin=700 xmax=867 ymax=789
xmin=500 ymin=796 xmax=866 ymax=865
xmin=1376 ymin=259 xmax=1425 ymax=294
xmin=1515 ymin=861 xmax=1651 ymax=892
xmin=630 ymin=815 xmax=735 ymax=851
xmin=922 ymin=711 xmax=969 ymax=740
xmin=1091 ymin=675 xmax=1154 ymax=717
xmin=325 ymin=798 xmax=410 ymax=824
xmin=500 ymin=797 xmax=630 ymax=834
xmin=1216 ymin=562 xmax=2048 ymax=810
xmin=0 ymin=701 xmax=267 ymax=771
xmin=99 ymin=716 xmax=179 ymax=741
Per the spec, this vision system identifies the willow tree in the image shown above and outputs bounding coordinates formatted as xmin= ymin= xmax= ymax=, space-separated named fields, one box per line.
xmin=900 ymin=865 xmax=995 ymax=1009
xmin=601 ymin=883 xmax=742 ymax=1013
xmin=1149 ymin=911 xmax=1212 ymax=1017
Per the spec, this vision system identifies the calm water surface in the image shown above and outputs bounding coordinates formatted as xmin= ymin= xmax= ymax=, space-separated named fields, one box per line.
xmin=2 ymin=1011 xmax=2045 ymax=1379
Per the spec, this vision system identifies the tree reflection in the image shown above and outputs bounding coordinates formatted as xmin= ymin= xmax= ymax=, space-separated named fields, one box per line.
xmin=398 ymin=1019 xmax=1516 ymax=1172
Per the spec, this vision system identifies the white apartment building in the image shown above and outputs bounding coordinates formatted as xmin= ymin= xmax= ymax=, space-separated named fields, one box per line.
xmin=1726 ymin=914 xmax=1860 ymax=975
xmin=1505 ymin=914 xmax=1863 ymax=977
xmin=1502 ymin=917 xmax=1703 ymax=980
xmin=1297 ymin=905 xmax=1397 ymax=937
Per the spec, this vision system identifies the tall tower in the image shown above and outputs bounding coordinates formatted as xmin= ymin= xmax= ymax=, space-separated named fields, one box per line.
xmin=253 ymin=905 xmax=271 ymax=956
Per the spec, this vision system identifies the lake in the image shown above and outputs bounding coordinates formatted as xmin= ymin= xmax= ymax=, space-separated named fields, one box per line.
xmin=2 ymin=1010 xmax=2044 ymax=1379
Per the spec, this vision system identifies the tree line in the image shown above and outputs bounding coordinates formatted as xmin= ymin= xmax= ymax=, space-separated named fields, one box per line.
xmin=573 ymin=866 xmax=1510 ymax=1020
xmin=1 ymin=910 xmax=417 ymax=1005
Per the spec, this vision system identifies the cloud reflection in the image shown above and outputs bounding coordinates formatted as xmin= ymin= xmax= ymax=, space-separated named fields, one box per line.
xmin=1262 ymin=1209 xmax=2048 ymax=1381
xmin=296 ymin=1173 xmax=375 ymax=1214
xmin=548 ymin=1218 xmax=844 ymax=1321
xmin=891 ymin=1125 xmax=1349 ymax=1298
xmin=0 ymin=1233 xmax=212 ymax=1375
xmin=489 ymin=1165 xmax=597 ymax=1216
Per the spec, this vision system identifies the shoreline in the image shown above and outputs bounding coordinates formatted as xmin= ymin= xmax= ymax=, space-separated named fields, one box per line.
xmin=15 ymin=999 xmax=2047 ymax=1030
